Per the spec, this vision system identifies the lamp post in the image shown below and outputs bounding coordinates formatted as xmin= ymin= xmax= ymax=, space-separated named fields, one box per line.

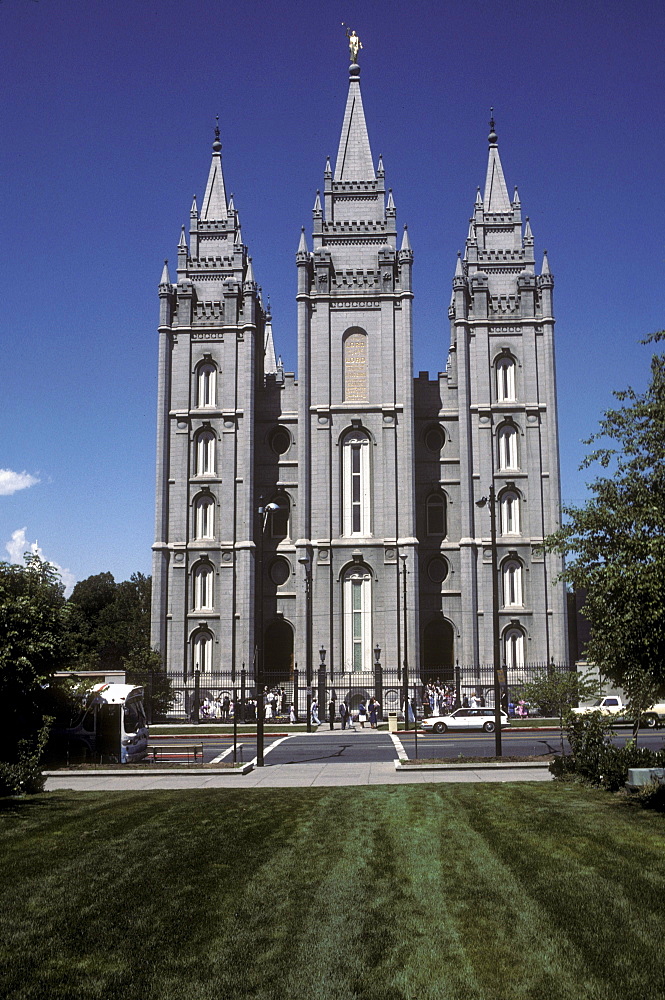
xmin=256 ymin=500 xmax=280 ymax=767
xmin=298 ymin=551 xmax=313 ymax=732
xmin=318 ymin=644 xmax=327 ymax=723
xmin=400 ymin=552 xmax=409 ymax=732
xmin=374 ymin=642 xmax=383 ymax=723
xmin=475 ymin=485 xmax=502 ymax=757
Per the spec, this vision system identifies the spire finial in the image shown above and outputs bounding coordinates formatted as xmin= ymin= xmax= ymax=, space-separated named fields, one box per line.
xmin=213 ymin=115 xmax=221 ymax=153
xmin=342 ymin=23 xmax=362 ymax=64
xmin=488 ymin=107 xmax=498 ymax=145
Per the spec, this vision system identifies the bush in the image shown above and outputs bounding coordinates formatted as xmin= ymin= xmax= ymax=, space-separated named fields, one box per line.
xmin=549 ymin=754 xmax=579 ymax=780
xmin=636 ymin=778 xmax=665 ymax=812
xmin=558 ymin=712 xmax=665 ymax=792
xmin=0 ymin=717 xmax=52 ymax=797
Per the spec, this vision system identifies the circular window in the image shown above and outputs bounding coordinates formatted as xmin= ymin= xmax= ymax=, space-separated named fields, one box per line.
xmin=425 ymin=426 xmax=445 ymax=453
xmin=269 ymin=426 xmax=291 ymax=455
xmin=427 ymin=556 xmax=449 ymax=584
xmin=268 ymin=557 xmax=291 ymax=586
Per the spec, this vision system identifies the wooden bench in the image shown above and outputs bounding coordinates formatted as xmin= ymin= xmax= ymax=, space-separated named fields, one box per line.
xmin=147 ymin=743 xmax=204 ymax=764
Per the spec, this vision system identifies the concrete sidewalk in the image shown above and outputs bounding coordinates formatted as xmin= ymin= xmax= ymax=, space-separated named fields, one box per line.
xmin=44 ymin=760 xmax=552 ymax=790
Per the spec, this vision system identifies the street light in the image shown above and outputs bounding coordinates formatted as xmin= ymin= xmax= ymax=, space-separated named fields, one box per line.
xmin=476 ymin=485 xmax=503 ymax=757
xmin=400 ymin=552 xmax=409 ymax=732
xmin=256 ymin=500 xmax=280 ymax=767
xmin=298 ymin=550 xmax=313 ymax=732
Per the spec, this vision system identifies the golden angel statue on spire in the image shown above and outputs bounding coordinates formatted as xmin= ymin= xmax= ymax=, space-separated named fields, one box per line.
xmin=342 ymin=24 xmax=362 ymax=64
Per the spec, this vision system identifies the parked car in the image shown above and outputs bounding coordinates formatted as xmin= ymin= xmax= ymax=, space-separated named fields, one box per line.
xmin=571 ymin=696 xmax=665 ymax=728
xmin=421 ymin=707 xmax=510 ymax=734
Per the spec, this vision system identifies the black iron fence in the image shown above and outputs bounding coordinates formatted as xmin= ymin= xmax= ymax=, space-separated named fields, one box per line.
xmin=158 ymin=661 xmax=573 ymax=723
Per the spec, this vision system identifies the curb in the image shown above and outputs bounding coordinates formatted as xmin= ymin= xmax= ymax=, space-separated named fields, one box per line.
xmin=393 ymin=759 xmax=552 ymax=772
xmin=42 ymin=763 xmax=255 ymax=777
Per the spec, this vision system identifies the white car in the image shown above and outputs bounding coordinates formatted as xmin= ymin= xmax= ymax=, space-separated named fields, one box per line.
xmin=421 ymin=707 xmax=510 ymax=734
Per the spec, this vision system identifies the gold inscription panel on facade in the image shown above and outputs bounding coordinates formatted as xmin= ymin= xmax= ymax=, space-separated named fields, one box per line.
xmin=344 ymin=333 xmax=368 ymax=401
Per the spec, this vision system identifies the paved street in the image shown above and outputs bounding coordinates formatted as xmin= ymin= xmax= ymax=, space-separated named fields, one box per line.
xmin=146 ymin=725 xmax=665 ymax=766
xmin=42 ymin=724 xmax=664 ymax=790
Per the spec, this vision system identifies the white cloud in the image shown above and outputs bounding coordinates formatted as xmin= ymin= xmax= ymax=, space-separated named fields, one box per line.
xmin=0 ymin=469 xmax=39 ymax=496
xmin=5 ymin=528 xmax=76 ymax=596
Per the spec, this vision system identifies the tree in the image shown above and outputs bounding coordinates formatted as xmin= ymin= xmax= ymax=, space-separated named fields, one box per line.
xmin=547 ymin=336 xmax=665 ymax=715
xmin=0 ymin=554 xmax=75 ymax=760
xmin=522 ymin=669 xmax=599 ymax=753
xmin=67 ymin=572 xmax=171 ymax=718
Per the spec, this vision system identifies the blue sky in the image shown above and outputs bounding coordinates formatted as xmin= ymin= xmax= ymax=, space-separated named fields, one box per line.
xmin=2 ymin=0 xmax=664 ymax=591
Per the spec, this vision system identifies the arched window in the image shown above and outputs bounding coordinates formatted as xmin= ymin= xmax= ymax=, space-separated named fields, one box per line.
xmin=343 ymin=566 xmax=372 ymax=672
xmin=500 ymin=491 xmax=520 ymax=535
xmin=497 ymin=425 xmax=518 ymax=471
xmin=194 ymin=495 xmax=215 ymax=539
xmin=192 ymin=630 xmax=213 ymax=673
xmin=496 ymin=357 xmax=516 ymax=402
xmin=193 ymin=563 xmax=214 ymax=611
xmin=504 ymin=627 xmax=525 ymax=668
xmin=342 ymin=431 xmax=371 ymax=537
xmin=426 ymin=493 xmax=447 ymax=536
xmin=196 ymin=430 xmax=216 ymax=476
xmin=197 ymin=363 xmax=217 ymax=408
xmin=502 ymin=559 xmax=523 ymax=608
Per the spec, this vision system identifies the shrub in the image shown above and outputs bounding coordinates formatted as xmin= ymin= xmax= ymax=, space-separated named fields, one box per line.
xmin=0 ymin=717 xmax=52 ymax=797
xmin=559 ymin=713 xmax=665 ymax=792
xmin=636 ymin=778 xmax=665 ymax=812
xmin=549 ymin=754 xmax=578 ymax=780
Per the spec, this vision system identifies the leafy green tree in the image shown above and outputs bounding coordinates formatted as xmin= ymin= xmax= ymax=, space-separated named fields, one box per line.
xmin=67 ymin=572 xmax=171 ymax=719
xmin=0 ymin=554 xmax=75 ymax=761
xmin=548 ymin=336 xmax=665 ymax=718
xmin=522 ymin=669 xmax=599 ymax=752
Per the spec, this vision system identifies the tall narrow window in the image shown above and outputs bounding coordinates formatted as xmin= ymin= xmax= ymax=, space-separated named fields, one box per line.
xmin=270 ymin=496 xmax=290 ymax=539
xmin=502 ymin=560 xmax=523 ymax=608
xmin=343 ymin=567 xmax=372 ymax=672
xmin=426 ymin=493 xmax=447 ymax=536
xmin=504 ymin=628 xmax=524 ymax=668
xmin=500 ymin=491 xmax=520 ymax=535
xmin=192 ymin=630 xmax=213 ymax=673
xmin=194 ymin=563 xmax=214 ymax=610
xmin=195 ymin=495 xmax=215 ymax=539
xmin=342 ymin=431 xmax=370 ymax=536
xmin=497 ymin=425 xmax=518 ymax=470
xmin=197 ymin=364 xmax=216 ymax=408
xmin=496 ymin=357 xmax=516 ymax=401
xmin=196 ymin=430 xmax=216 ymax=476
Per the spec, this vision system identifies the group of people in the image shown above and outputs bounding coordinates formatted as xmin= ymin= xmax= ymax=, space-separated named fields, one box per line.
xmin=310 ymin=696 xmax=381 ymax=729
xmin=421 ymin=681 xmax=495 ymax=717
xmin=196 ymin=686 xmax=290 ymax=723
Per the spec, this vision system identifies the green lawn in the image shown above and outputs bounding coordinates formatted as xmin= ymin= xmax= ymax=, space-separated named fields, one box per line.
xmin=1 ymin=785 xmax=664 ymax=999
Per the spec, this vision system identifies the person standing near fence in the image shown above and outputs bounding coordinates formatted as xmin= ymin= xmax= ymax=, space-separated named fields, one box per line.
xmin=328 ymin=698 xmax=336 ymax=730
xmin=339 ymin=700 xmax=348 ymax=730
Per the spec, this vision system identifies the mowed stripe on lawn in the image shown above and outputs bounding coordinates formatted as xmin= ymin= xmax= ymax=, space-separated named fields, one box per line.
xmin=0 ymin=785 xmax=664 ymax=999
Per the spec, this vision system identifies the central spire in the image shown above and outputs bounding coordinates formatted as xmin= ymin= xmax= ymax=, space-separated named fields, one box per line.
xmin=483 ymin=110 xmax=511 ymax=213
xmin=334 ymin=62 xmax=375 ymax=183
xmin=201 ymin=119 xmax=228 ymax=221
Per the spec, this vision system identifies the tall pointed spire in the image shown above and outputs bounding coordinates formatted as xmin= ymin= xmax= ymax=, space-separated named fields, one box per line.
xmin=334 ymin=62 xmax=375 ymax=182
xmin=201 ymin=118 xmax=228 ymax=220
xmin=483 ymin=109 xmax=511 ymax=213
xmin=264 ymin=311 xmax=278 ymax=374
xmin=297 ymin=226 xmax=309 ymax=255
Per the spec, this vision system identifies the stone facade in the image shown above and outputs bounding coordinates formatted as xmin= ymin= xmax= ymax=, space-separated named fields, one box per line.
xmin=151 ymin=64 xmax=568 ymax=689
